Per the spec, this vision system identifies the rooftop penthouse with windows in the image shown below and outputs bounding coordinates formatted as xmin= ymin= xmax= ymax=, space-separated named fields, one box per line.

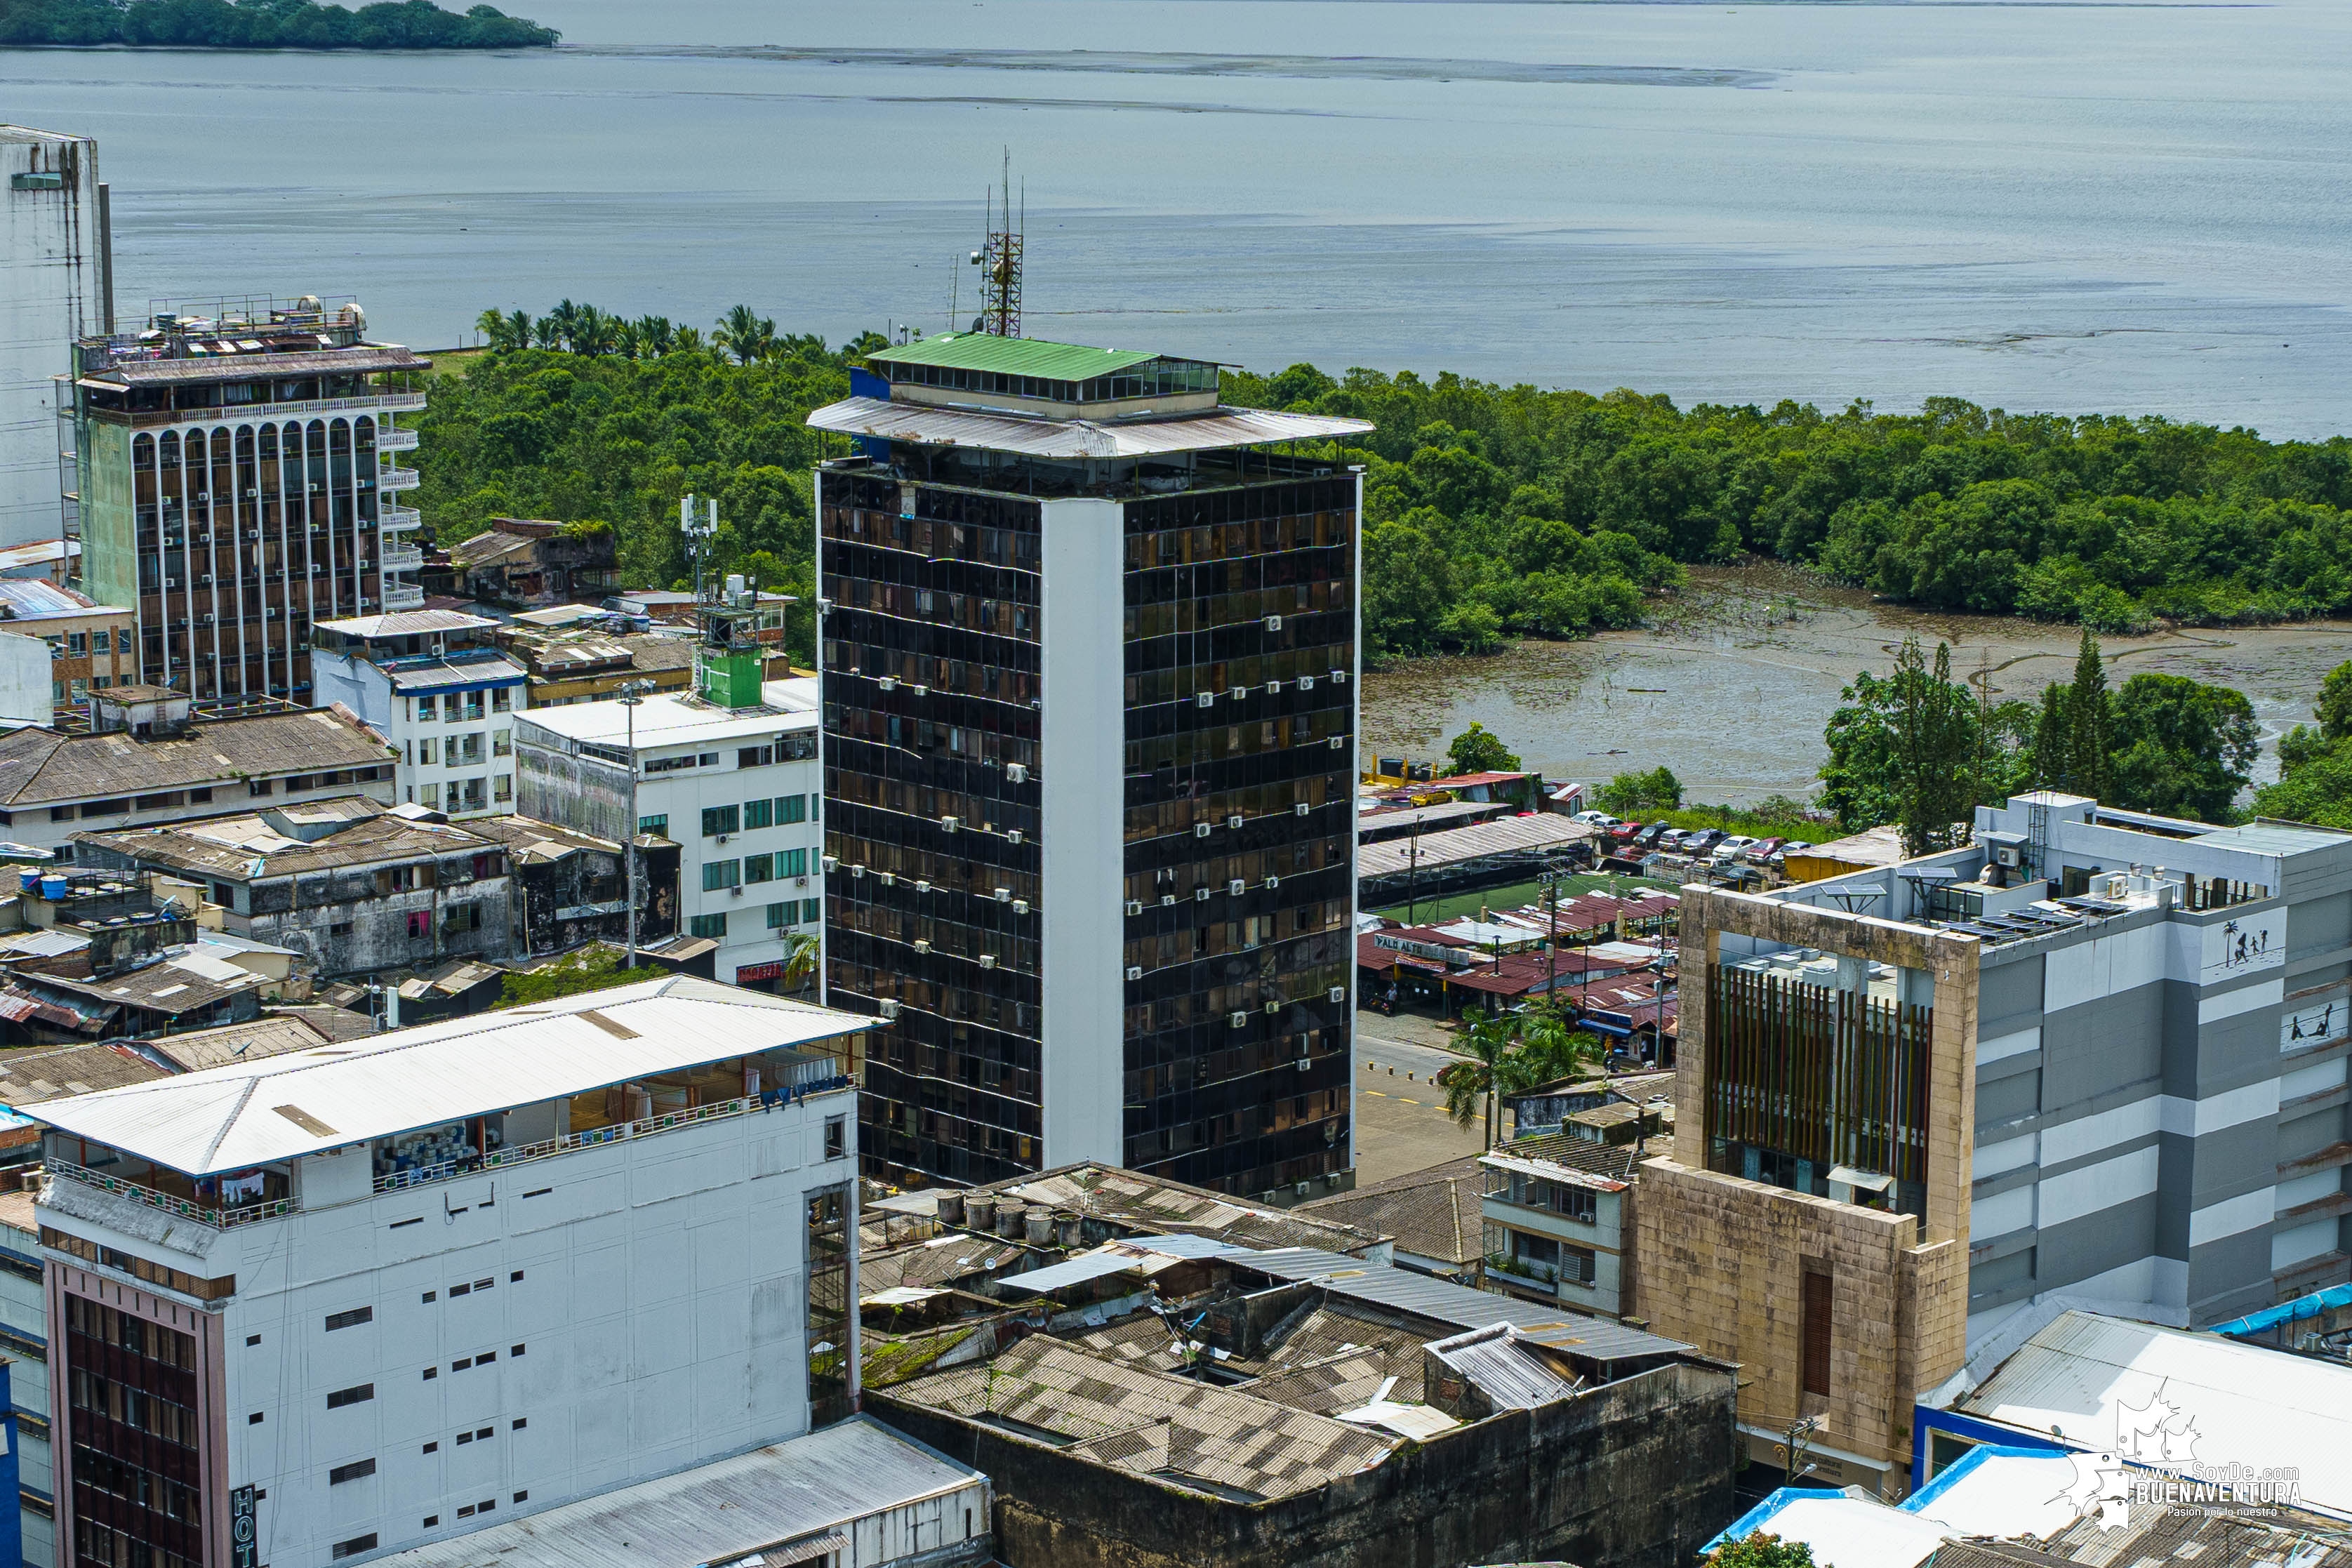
xmin=1633 ymin=790 xmax=2352 ymax=1500
xmin=69 ymin=296 xmax=430 ymax=703
xmin=809 ymin=334 xmax=1372 ymax=1201
xmin=32 ymin=976 xmax=870 ymax=1568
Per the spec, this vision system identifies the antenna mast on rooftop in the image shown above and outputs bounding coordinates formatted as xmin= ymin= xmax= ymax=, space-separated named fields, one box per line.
xmin=979 ymin=148 xmax=1023 ymax=338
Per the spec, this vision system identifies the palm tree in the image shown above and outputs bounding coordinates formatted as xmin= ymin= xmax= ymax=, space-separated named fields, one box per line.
xmin=671 ymin=325 xmax=706 ymax=354
xmin=633 ymin=314 xmax=675 ymax=357
xmin=545 ymin=298 xmax=583 ymax=352
xmin=529 ymin=315 xmax=564 ymax=350
xmin=1439 ymin=1010 xmax=1517 ymax=1149
xmin=476 ymin=307 xmax=522 ymax=352
xmin=713 ymin=304 xmax=775 ymax=365
xmin=780 ymin=931 xmax=821 ymax=996
xmin=612 ymin=319 xmax=643 ymax=360
xmin=569 ymin=305 xmax=618 ymax=357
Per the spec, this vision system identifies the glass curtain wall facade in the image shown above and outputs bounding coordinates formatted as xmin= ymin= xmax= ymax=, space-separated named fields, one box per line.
xmin=822 ymin=472 xmax=1044 ymax=1185
xmin=118 ymin=416 xmax=382 ymax=699
xmin=60 ymin=1295 xmax=203 ymax=1568
xmin=821 ymin=459 xmax=1358 ymax=1198
xmin=1119 ymin=477 xmax=1356 ymax=1193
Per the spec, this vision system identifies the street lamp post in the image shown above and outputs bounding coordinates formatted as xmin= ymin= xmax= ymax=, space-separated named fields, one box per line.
xmin=618 ymin=678 xmax=656 ymax=968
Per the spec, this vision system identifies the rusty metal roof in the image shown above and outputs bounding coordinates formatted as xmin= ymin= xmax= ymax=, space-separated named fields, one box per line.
xmin=806 ymin=395 xmax=1371 ymax=458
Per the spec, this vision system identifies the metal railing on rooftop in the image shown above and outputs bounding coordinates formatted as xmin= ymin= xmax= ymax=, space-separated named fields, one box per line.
xmin=49 ymin=1160 xmax=294 ymax=1229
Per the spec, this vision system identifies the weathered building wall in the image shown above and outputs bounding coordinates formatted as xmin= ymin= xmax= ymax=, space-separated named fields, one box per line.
xmin=870 ymin=1357 xmax=1737 ymax=1568
xmin=511 ymin=839 xmax=679 ymax=957
xmin=1644 ymin=884 xmax=1977 ymax=1493
xmin=1 ymin=130 xmax=108 ymax=550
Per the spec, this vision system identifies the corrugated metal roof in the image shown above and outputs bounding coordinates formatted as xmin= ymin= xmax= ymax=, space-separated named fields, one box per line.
xmin=863 ymin=333 xmax=1164 ymax=380
xmin=28 ymin=976 xmax=869 ymax=1175
xmin=1237 ymin=1249 xmax=1693 ymax=1361
xmin=1956 ymin=1309 xmax=2352 ymax=1518
xmin=806 ymin=395 xmax=1373 ymax=458
xmin=83 ymin=346 xmax=427 ymax=385
xmin=317 ymin=609 xmax=498 ymax=638
xmin=366 ymin=1416 xmax=983 ymax=1568
xmin=1428 ymin=1324 xmax=1577 ymax=1409
xmin=995 ymin=1251 xmax=1148 ymax=1295
xmin=1357 ymin=814 xmax=1594 ymax=879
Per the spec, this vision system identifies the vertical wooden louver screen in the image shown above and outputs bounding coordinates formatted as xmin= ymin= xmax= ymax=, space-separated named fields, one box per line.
xmin=1705 ymin=965 xmax=1930 ymax=1185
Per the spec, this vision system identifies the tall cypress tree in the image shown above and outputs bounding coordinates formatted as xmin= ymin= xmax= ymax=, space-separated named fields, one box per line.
xmin=1893 ymin=637 xmax=1978 ymax=856
xmin=2064 ymin=627 xmax=2109 ymax=800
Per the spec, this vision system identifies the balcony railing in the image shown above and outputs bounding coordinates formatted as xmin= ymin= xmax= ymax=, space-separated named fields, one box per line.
xmin=376 ymin=425 xmax=420 ymax=451
xmin=94 ymin=390 xmax=428 ymax=428
xmin=383 ymin=583 xmax=426 ymax=611
xmin=49 ymin=1159 xmax=295 ymax=1229
xmin=379 ymin=467 xmax=420 ymax=492
xmin=380 ymin=504 xmax=422 ymax=533
xmin=380 ymin=546 xmax=424 ymax=572
xmin=373 ymin=1075 xmax=853 ymax=1195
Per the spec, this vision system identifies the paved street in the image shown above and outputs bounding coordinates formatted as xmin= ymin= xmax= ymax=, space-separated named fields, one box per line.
xmin=1350 ymin=1007 xmax=1516 ymax=1184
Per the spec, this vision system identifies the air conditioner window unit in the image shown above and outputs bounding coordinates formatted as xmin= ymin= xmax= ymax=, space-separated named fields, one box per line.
xmin=1006 ymin=763 xmax=1028 ymax=783
xmin=1227 ymin=815 xmax=1243 ymax=830
xmin=1197 ymin=691 xmax=1214 ymax=708
xmin=1125 ymin=965 xmax=1143 ymax=981
xmin=1195 ymin=887 xmax=1211 ymax=902
xmin=795 ymin=875 xmax=809 ymax=888
xmin=822 ymin=856 xmax=839 ymax=872
xmin=1264 ymin=615 xmax=1282 ymax=631
xmin=1160 ymin=894 xmax=1176 ymax=908
xmin=1331 ymin=669 xmax=1348 ymax=684
xmin=1299 ymin=675 xmax=1316 ymax=690
xmin=1263 ymin=999 xmax=1280 ymax=1014
xmin=1194 ymin=823 xmax=1211 ymax=839
xmin=1294 ymin=802 xmax=1310 ymax=816
xmin=1006 ymin=830 xmax=1023 ymax=844
xmin=879 ymin=999 xmax=901 ymax=1019
xmin=1265 ymin=875 xmax=1280 ymax=889
xmin=1229 ymin=1011 xmax=1249 ymax=1028
xmin=1328 ymin=986 xmax=1346 ymax=1002
xmin=1125 ymin=900 xmax=1143 ymax=916
xmin=1229 ymin=879 xmax=1246 ymax=895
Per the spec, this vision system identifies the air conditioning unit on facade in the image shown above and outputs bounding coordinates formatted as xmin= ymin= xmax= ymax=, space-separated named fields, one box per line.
xmin=914 ymin=880 xmax=931 ymax=894
xmin=912 ymin=684 xmax=929 ymax=696
xmin=1197 ymin=691 xmax=1214 ymax=709
xmin=1006 ymin=763 xmax=1028 ymax=783
xmin=1263 ymin=999 xmax=1281 ymax=1015
xmin=879 ymin=999 xmax=901 ymax=1020
xmin=1229 ymin=1012 xmax=1249 ymax=1029
xmin=1294 ymin=801 xmax=1310 ymax=816
xmin=1005 ymin=830 xmax=1023 ymax=845
xmin=822 ymin=856 xmax=839 ymax=873
xmin=941 ymin=816 xmax=958 ymax=832
xmin=1194 ymin=823 xmax=1212 ymax=839
xmin=1126 ymin=900 xmax=1143 ymax=916
xmin=1194 ymin=887 xmax=1211 ymax=903
xmin=1328 ymin=736 xmax=1345 ymax=750
xmin=1126 ymin=966 xmax=1143 ymax=982
xmin=994 ymin=887 xmax=1012 ymax=903
xmin=794 ymin=876 xmax=809 ymax=888
xmin=1229 ymin=879 xmax=1246 ymax=896
xmin=1266 ymin=680 xmax=1283 ymax=694
xmin=1265 ymin=875 xmax=1280 ymax=890
xmin=849 ymin=863 xmax=865 ymax=878
xmin=1230 ymin=687 xmax=1248 ymax=702
xmin=1328 ymin=987 xmax=1346 ymax=1003
xmin=912 ymin=939 xmax=931 ymax=953
xmin=1160 ymin=894 xmax=1176 ymax=908
xmin=1264 ymin=615 xmax=1282 ymax=631
xmin=1011 ymin=899 xmax=1030 ymax=915
xmin=1227 ymin=815 xmax=1243 ymax=830
xmin=1330 ymin=669 xmax=1348 ymax=684
xmin=877 ymin=871 xmax=896 ymax=886
xmin=977 ymin=955 xmax=997 ymax=970
xmin=877 ymin=676 xmax=896 ymax=691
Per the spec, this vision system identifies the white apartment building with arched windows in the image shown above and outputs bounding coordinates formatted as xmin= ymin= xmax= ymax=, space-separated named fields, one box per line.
xmin=69 ymin=298 xmax=427 ymax=705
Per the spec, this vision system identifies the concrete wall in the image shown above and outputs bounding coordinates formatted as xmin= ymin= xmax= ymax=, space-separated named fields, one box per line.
xmin=870 ymin=1356 xmax=1737 ymax=1568
xmin=0 ymin=1215 xmax=53 ymax=1568
xmin=1 ymin=131 xmax=107 ymax=551
xmin=42 ymin=1086 xmax=858 ymax=1568
xmin=1037 ymin=497 xmax=1124 ymax=1169
xmin=0 ymin=630 xmax=53 ymax=724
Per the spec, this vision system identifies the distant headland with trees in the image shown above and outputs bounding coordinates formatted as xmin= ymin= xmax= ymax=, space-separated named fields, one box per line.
xmin=0 ymin=0 xmax=557 ymax=48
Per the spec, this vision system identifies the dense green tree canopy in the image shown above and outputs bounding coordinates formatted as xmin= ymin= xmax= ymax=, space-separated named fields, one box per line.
xmin=1444 ymin=722 xmax=1521 ymax=776
xmin=0 ymin=0 xmax=557 ymax=46
xmin=2104 ymin=672 xmax=2259 ymax=821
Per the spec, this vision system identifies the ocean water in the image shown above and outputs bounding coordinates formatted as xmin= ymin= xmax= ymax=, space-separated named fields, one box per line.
xmin=1 ymin=0 xmax=2348 ymax=431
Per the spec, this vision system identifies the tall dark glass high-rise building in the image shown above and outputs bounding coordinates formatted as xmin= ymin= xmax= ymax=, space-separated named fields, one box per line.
xmin=809 ymin=335 xmax=1370 ymax=1200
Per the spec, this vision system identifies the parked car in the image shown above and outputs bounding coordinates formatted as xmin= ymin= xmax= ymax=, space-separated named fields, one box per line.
xmin=1634 ymin=822 xmax=1673 ymax=849
xmin=1753 ymin=837 xmax=1788 ymax=859
xmin=1651 ymin=828 xmax=1687 ymax=851
xmin=1712 ymin=835 xmax=1761 ymax=862
xmin=1572 ymin=810 xmax=1621 ymax=828
xmin=1682 ymin=829 xmax=1727 ymax=854
xmin=1611 ymin=820 xmax=1645 ymax=841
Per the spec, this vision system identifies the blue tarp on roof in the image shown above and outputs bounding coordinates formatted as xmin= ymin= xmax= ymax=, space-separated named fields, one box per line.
xmin=2211 ymin=1281 xmax=2352 ymax=1337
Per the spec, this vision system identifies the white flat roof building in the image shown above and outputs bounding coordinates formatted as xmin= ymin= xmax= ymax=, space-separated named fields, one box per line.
xmin=515 ymin=679 xmax=822 ymax=992
xmin=34 ymin=976 xmax=873 ymax=1568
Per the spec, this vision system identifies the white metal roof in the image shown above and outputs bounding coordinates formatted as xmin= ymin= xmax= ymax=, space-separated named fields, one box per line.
xmin=366 ymin=1416 xmax=983 ymax=1568
xmin=29 ymin=976 xmax=868 ymax=1176
xmin=515 ymin=681 xmax=816 ymax=750
xmin=806 ymin=395 xmax=1373 ymax=458
xmin=317 ymin=609 xmax=498 ymax=638
xmin=1956 ymin=1308 xmax=2352 ymax=1519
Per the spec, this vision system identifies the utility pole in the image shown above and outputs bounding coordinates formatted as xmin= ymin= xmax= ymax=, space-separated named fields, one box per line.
xmin=681 ymin=494 xmax=718 ymax=606
xmin=618 ymin=679 xmax=654 ymax=967
xmin=1405 ymin=811 xmax=1422 ymax=926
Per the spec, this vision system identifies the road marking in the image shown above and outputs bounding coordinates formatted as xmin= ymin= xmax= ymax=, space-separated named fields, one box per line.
xmin=1400 ymin=1098 xmax=1423 ymax=1107
xmin=1363 ymin=1089 xmax=1388 ymax=1098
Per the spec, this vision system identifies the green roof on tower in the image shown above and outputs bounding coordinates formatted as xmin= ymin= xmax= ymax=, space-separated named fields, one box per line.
xmin=862 ymin=333 xmax=1171 ymax=381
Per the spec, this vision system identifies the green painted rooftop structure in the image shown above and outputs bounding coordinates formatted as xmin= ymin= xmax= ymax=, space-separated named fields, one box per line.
xmin=861 ymin=333 xmax=1219 ymax=415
